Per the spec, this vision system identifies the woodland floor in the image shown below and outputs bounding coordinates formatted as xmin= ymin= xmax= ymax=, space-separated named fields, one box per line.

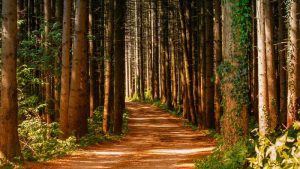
xmin=25 ymin=102 xmax=215 ymax=169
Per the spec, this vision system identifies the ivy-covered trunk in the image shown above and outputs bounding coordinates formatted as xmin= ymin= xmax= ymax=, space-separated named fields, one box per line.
xmin=221 ymin=0 xmax=250 ymax=145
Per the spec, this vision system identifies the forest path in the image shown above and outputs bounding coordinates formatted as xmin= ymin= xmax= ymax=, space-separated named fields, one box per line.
xmin=26 ymin=102 xmax=215 ymax=169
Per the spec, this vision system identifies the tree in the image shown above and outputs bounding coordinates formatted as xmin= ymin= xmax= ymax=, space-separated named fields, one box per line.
xmin=265 ymin=0 xmax=278 ymax=129
xmin=68 ymin=0 xmax=88 ymax=138
xmin=287 ymin=0 xmax=300 ymax=127
xmin=257 ymin=0 xmax=269 ymax=135
xmin=0 ymin=0 xmax=22 ymax=160
xmin=221 ymin=0 xmax=249 ymax=144
xmin=44 ymin=0 xmax=52 ymax=124
xmin=59 ymin=0 xmax=72 ymax=139
xmin=213 ymin=0 xmax=222 ymax=132
xmin=113 ymin=0 xmax=126 ymax=134
xmin=103 ymin=0 xmax=114 ymax=134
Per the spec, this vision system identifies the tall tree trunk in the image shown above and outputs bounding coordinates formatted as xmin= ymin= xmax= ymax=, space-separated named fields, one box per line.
xmin=0 ymin=0 xmax=22 ymax=160
xmin=278 ymin=0 xmax=287 ymax=126
xmin=139 ymin=0 xmax=145 ymax=101
xmin=213 ymin=0 xmax=222 ymax=133
xmin=257 ymin=0 xmax=270 ymax=135
xmin=103 ymin=0 xmax=114 ymax=134
xmin=222 ymin=0 xmax=249 ymax=145
xmin=287 ymin=0 xmax=300 ymax=127
xmin=113 ymin=0 xmax=126 ymax=135
xmin=44 ymin=0 xmax=52 ymax=124
xmin=153 ymin=0 xmax=159 ymax=100
xmin=205 ymin=0 xmax=214 ymax=128
xmin=179 ymin=0 xmax=196 ymax=124
xmin=265 ymin=0 xmax=278 ymax=129
xmin=68 ymin=0 xmax=88 ymax=138
xmin=59 ymin=0 xmax=72 ymax=139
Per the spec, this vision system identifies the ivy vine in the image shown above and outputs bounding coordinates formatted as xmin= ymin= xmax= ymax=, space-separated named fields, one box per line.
xmin=218 ymin=0 xmax=251 ymax=115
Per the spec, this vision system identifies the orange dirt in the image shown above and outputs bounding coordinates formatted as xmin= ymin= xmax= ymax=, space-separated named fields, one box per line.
xmin=25 ymin=102 xmax=215 ymax=169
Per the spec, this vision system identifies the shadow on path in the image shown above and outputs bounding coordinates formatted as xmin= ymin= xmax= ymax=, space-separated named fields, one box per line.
xmin=26 ymin=102 xmax=215 ymax=169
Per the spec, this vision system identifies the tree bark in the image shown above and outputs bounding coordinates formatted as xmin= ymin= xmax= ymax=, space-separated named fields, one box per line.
xmin=59 ymin=0 xmax=72 ymax=139
xmin=113 ymin=0 xmax=126 ymax=134
xmin=0 ymin=0 xmax=22 ymax=160
xmin=68 ymin=0 xmax=88 ymax=138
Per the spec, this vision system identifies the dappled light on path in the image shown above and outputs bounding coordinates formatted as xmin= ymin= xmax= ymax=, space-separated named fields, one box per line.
xmin=26 ymin=102 xmax=215 ymax=169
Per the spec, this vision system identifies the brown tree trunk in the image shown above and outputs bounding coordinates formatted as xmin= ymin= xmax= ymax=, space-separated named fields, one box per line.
xmin=213 ymin=0 xmax=222 ymax=133
xmin=103 ymin=0 xmax=114 ymax=134
xmin=113 ymin=0 xmax=126 ymax=134
xmin=68 ymin=0 xmax=88 ymax=138
xmin=222 ymin=0 xmax=249 ymax=145
xmin=205 ymin=0 xmax=214 ymax=128
xmin=0 ymin=0 xmax=22 ymax=161
xmin=179 ymin=0 xmax=196 ymax=124
xmin=278 ymin=0 xmax=287 ymax=126
xmin=59 ymin=0 xmax=72 ymax=139
xmin=265 ymin=0 xmax=278 ymax=129
xmin=44 ymin=0 xmax=52 ymax=124
xmin=287 ymin=0 xmax=300 ymax=127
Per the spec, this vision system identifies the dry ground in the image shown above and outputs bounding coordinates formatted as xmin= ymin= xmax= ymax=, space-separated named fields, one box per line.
xmin=26 ymin=102 xmax=215 ymax=169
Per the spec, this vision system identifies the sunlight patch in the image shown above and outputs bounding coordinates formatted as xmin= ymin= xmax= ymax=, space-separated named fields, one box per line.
xmin=146 ymin=147 xmax=215 ymax=155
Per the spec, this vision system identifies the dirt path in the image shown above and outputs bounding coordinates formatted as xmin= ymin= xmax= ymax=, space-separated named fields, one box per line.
xmin=26 ymin=102 xmax=215 ymax=169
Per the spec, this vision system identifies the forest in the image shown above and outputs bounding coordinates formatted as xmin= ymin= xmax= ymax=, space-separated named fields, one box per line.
xmin=1 ymin=0 xmax=300 ymax=168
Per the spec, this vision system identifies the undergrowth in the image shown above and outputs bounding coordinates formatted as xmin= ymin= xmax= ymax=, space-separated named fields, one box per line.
xmin=194 ymin=134 xmax=254 ymax=169
xmin=0 ymin=108 xmax=129 ymax=168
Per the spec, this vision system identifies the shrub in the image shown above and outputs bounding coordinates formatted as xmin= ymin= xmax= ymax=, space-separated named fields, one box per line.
xmin=248 ymin=122 xmax=300 ymax=168
xmin=195 ymin=139 xmax=251 ymax=169
xmin=18 ymin=118 xmax=77 ymax=161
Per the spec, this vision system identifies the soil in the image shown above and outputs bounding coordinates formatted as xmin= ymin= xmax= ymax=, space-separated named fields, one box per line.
xmin=25 ymin=102 xmax=215 ymax=169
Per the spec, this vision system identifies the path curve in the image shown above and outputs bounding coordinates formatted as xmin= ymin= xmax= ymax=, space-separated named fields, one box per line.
xmin=26 ymin=102 xmax=215 ymax=169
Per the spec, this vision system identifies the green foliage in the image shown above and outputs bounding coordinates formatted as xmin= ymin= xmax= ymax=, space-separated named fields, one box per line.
xmin=79 ymin=108 xmax=129 ymax=147
xmin=18 ymin=118 xmax=77 ymax=161
xmin=195 ymin=137 xmax=253 ymax=169
xmin=248 ymin=122 xmax=300 ymax=168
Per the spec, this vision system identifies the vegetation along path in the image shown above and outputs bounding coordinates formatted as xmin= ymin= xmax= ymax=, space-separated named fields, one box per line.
xmin=27 ymin=102 xmax=215 ymax=169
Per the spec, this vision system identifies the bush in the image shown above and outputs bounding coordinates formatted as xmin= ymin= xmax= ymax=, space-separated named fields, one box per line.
xmin=195 ymin=139 xmax=251 ymax=169
xmin=18 ymin=118 xmax=77 ymax=161
xmin=248 ymin=122 xmax=300 ymax=168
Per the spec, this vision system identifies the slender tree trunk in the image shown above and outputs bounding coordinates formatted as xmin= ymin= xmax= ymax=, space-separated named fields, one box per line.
xmin=287 ymin=0 xmax=300 ymax=127
xmin=153 ymin=0 xmax=159 ymax=100
xmin=278 ymin=0 xmax=287 ymax=126
xmin=205 ymin=0 xmax=214 ymax=128
xmin=257 ymin=0 xmax=270 ymax=135
xmin=103 ymin=0 xmax=114 ymax=134
xmin=44 ymin=0 xmax=52 ymax=124
xmin=265 ymin=0 xmax=278 ymax=129
xmin=113 ymin=0 xmax=126 ymax=134
xmin=139 ymin=0 xmax=145 ymax=101
xmin=68 ymin=0 xmax=88 ymax=138
xmin=0 ymin=0 xmax=22 ymax=160
xmin=179 ymin=0 xmax=196 ymax=124
xmin=59 ymin=0 xmax=72 ymax=139
xmin=213 ymin=0 xmax=222 ymax=133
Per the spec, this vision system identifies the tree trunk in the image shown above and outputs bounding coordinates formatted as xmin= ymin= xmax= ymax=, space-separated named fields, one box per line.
xmin=257 ymin=0 xmax=270 ymax=135
xmin=213 ymin=0 xmax=222 ymax=133
xmin=265 ymin=0 xmax=278 ymax=129
xmin=59 ymin=0 xmax=72 ymax=139
xmin=287 ymin=0 xmax=300 ymax=127
xmin=103 ymin=0 xmax=114 ymax=134
xmin=278 ymin=0 xmax=287 ymax=126
xmin=113 ymin=0 xmax=126 ymax=134
xmin=0 ymin=0 xmax=22 ymax=160
xmin=68 ymin=0 xmax=88 ymax=138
